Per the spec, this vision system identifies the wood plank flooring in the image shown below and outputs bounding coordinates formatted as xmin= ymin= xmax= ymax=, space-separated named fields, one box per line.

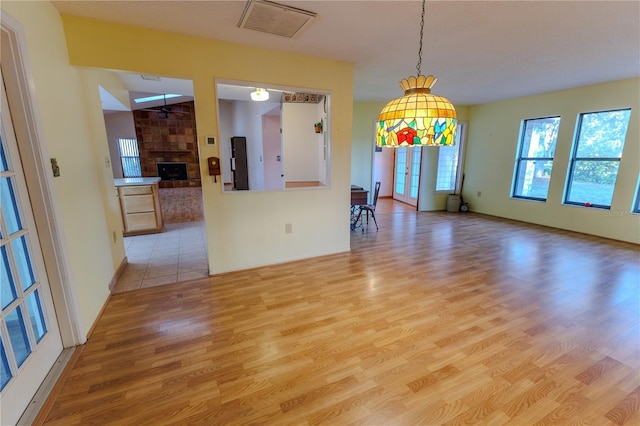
xmin=40 ymin=201 xmax=640 ymax=425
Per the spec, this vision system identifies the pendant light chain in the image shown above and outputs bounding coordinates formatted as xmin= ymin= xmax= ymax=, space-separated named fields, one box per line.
xmin=416 ymin=0 xmax=426 ymax=76
xmin=376 ymin=0 xmax=457 ymax=148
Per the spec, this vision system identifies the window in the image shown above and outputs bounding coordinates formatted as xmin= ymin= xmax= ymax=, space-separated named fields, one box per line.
xmin=565 ymin=109 xmax=631 ymax=208
xmin=512 ymin=117 xmax=560 ymax=200
xmin=436 ymin=123 xmax=465 ymax=192
xmin=633 ymin=176 xmax=640 ymax=214
xmin=118 ymin=138 xmax=141 ymax=178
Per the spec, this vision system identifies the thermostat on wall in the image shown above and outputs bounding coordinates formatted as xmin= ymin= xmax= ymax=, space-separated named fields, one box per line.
xmin=205 ymin=136 xmax=216 ymax=146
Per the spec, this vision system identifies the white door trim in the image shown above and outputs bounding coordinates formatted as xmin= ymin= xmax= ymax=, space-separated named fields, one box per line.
xmin=1 ymin=11 xmax=86 ymax=347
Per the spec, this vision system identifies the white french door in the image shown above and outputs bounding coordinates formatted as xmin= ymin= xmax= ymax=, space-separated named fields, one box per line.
xmin=0 ymin=69 xmax=62 ymax=425
xmin=393 ymin=146 xmax=421 ymax=206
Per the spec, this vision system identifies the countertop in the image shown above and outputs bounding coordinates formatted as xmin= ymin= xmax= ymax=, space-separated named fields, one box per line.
xmin=114 ymin=177 xmax=161 ymax=187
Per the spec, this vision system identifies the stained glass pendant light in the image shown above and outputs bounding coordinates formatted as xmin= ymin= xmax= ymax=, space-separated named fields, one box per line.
xmin=376 ymin=0 xmax=457 ymax=147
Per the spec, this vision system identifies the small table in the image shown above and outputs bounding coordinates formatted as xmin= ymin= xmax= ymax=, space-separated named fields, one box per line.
xmin=351 ymin=185 xmax=368 ymax=206
xmin=350 ymin=185 xmax=368 ymax=230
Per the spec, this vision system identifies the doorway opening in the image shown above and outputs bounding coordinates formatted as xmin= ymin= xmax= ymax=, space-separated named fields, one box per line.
xmin=99 ymin=72 xmax=209 ymax=292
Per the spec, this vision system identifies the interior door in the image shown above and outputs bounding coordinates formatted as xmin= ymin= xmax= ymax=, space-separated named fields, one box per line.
xmin=0 ymin=69 xmax=63 ymax=425
xmin=262 ymin=115 xmax=284 ymax=190
xmin=393 ymin=146 xmax=421 ymax=206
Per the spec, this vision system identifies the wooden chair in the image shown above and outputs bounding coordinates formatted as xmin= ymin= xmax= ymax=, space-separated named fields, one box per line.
xmin=356 ymin=181 xmax=381 ymax=231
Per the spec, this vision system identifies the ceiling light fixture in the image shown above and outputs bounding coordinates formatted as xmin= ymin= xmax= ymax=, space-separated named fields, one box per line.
xmin=376 ymin=0 xmax=457 ymax=147
xmin=250 ymin=88 xmax=269 ymax=101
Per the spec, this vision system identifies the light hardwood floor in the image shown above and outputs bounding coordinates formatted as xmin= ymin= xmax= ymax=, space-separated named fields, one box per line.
xmin=40 ymin=200 xmax=640 ymax=425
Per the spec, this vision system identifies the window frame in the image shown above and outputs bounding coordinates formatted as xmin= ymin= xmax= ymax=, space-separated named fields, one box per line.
xmin=632 ymin=175 xmax=640 ymax=214
xmin=564 ymin=108 xmax=631 ymax=209
xmin=215 ymin=79 xmax=332 ymax=193
xmin=511 ymin=116 xmax=561 ymax=202
xmin=435 ymin=122 xmax=466 ymax=194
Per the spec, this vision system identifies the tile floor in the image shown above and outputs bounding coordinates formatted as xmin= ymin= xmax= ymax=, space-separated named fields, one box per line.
xmin=111 ymin=197 xmax=409 ymax=294
xmin=112 ymin=221 xmax=209 ymax=294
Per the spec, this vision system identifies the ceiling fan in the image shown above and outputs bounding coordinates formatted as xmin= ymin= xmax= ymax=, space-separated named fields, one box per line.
xmin=139 ymin=94 xmax=187 ymax=118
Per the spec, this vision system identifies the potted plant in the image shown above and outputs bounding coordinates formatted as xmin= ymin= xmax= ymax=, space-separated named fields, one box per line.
xmin=314 ymin=121 xmax=323 ymax=133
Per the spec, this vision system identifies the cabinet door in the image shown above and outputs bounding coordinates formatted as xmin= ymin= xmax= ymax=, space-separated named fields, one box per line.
xmin=119 ymin=185 xmax=152 ymax=196
xmin=122 ymin=194 xmax=155 ymax=213
xmin=124 ymin=212 xmax=157 ymax=231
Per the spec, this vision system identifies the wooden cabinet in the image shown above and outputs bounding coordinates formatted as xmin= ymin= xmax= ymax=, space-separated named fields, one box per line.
xmin=117 ymin=183 xmax=163 ymax=236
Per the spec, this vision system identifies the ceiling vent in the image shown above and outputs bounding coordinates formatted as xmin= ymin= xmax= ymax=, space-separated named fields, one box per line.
xmin=238 ymin=0 xmax=316 ymax=38
xmin=140 ymin=74 xmax=161 ymax=81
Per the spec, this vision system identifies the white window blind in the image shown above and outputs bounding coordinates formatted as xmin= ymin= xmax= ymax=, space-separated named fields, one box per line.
xmin=118 ymin=138 xmax=142 ymax=178
xmin=436 ymin=123 xmax=464 ymax=192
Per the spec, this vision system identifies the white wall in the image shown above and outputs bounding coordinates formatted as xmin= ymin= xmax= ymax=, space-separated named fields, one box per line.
xmin=218 ymin=100 xmax=233 ymax=184
xmin=263 ymin=114 xmax=283 ymax=190
xmin=223 ymin=99 xmax=325 ymax=187
xmin=103 ymin=111 xmax=136 ymax=178
xmin=230 ymin=100 xmax=282 ymax=190
xmin=317 ymin=105 xmax=328 ymax=185
xmin=282 ymin=102 xmax=323 ymax=182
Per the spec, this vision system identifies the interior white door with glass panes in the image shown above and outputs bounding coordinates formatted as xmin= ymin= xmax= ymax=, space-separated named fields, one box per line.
xmin=393 ymin=146 xmax=421 ymax=206
xmin=1 ymin=71 xmax=62 ymax=425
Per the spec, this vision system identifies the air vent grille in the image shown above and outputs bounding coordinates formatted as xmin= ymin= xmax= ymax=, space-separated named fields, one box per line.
xmin=238 ymin=0 xmax=316 ymax=38
xmin=140 ymin=74 xmax=161 ymax=81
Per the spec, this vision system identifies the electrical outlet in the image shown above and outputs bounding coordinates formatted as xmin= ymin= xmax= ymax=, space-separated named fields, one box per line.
xmin=477 ymin=191 xmax=482 ymax=197
xmin=105 ymin=156 xmax=111 ymax=168
xmin=285 ymin=223 xmax=292 ymax=234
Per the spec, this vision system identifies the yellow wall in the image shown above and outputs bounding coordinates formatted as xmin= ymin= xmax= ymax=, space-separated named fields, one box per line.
xmin=354 ymin=84 xmax=640 ymax=244
xmin=78 ymin=69 xmax=128 ymax=271
xmin=464 ymin=78 xmax=640 ymax=244
xmin=351 ymin=102 xmax=383 ymax=194
xmin=60 ymin=15 xmax=354 ymax=273
xmin=1 ymin=1 xmax=115 ymax=334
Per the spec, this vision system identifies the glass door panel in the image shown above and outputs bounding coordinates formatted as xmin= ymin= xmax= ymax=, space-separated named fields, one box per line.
xmin=393 ymin=146 xmax=420 ymax=206
xmin=409 ymin=146 xmax=421 ymax=200
xmin=1 ymin=68 xmax=62 ymax=425
xmin=394 ymin=147 xmax=407 ymax=197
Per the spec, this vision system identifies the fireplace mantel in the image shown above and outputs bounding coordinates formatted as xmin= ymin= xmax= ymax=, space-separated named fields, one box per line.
xmin=149 ymin=150 xmax=192 ymax=155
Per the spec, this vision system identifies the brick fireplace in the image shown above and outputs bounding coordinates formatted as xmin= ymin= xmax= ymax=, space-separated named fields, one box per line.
xmin=133 ymin=101 xmax=201 ymax=188
xmin=157 ymin=162 xmax=188 ymax=181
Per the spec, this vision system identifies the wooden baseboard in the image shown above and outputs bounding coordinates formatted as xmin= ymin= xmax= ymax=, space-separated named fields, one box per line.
xmin=109 ymin=256 xmax=128 ymax=293
xmin=210 ymin=250 xmax=351 ymax=278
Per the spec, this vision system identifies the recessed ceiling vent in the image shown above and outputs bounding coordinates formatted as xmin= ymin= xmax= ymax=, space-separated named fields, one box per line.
xmin=140 ymin=74 xmax=161 ymax=81
xmin=238 ymin=0 xmax=317 ymax=38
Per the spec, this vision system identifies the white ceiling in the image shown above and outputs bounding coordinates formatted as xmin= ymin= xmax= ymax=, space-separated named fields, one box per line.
xmin=52 ymin=0 xmax=640 ymax=106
